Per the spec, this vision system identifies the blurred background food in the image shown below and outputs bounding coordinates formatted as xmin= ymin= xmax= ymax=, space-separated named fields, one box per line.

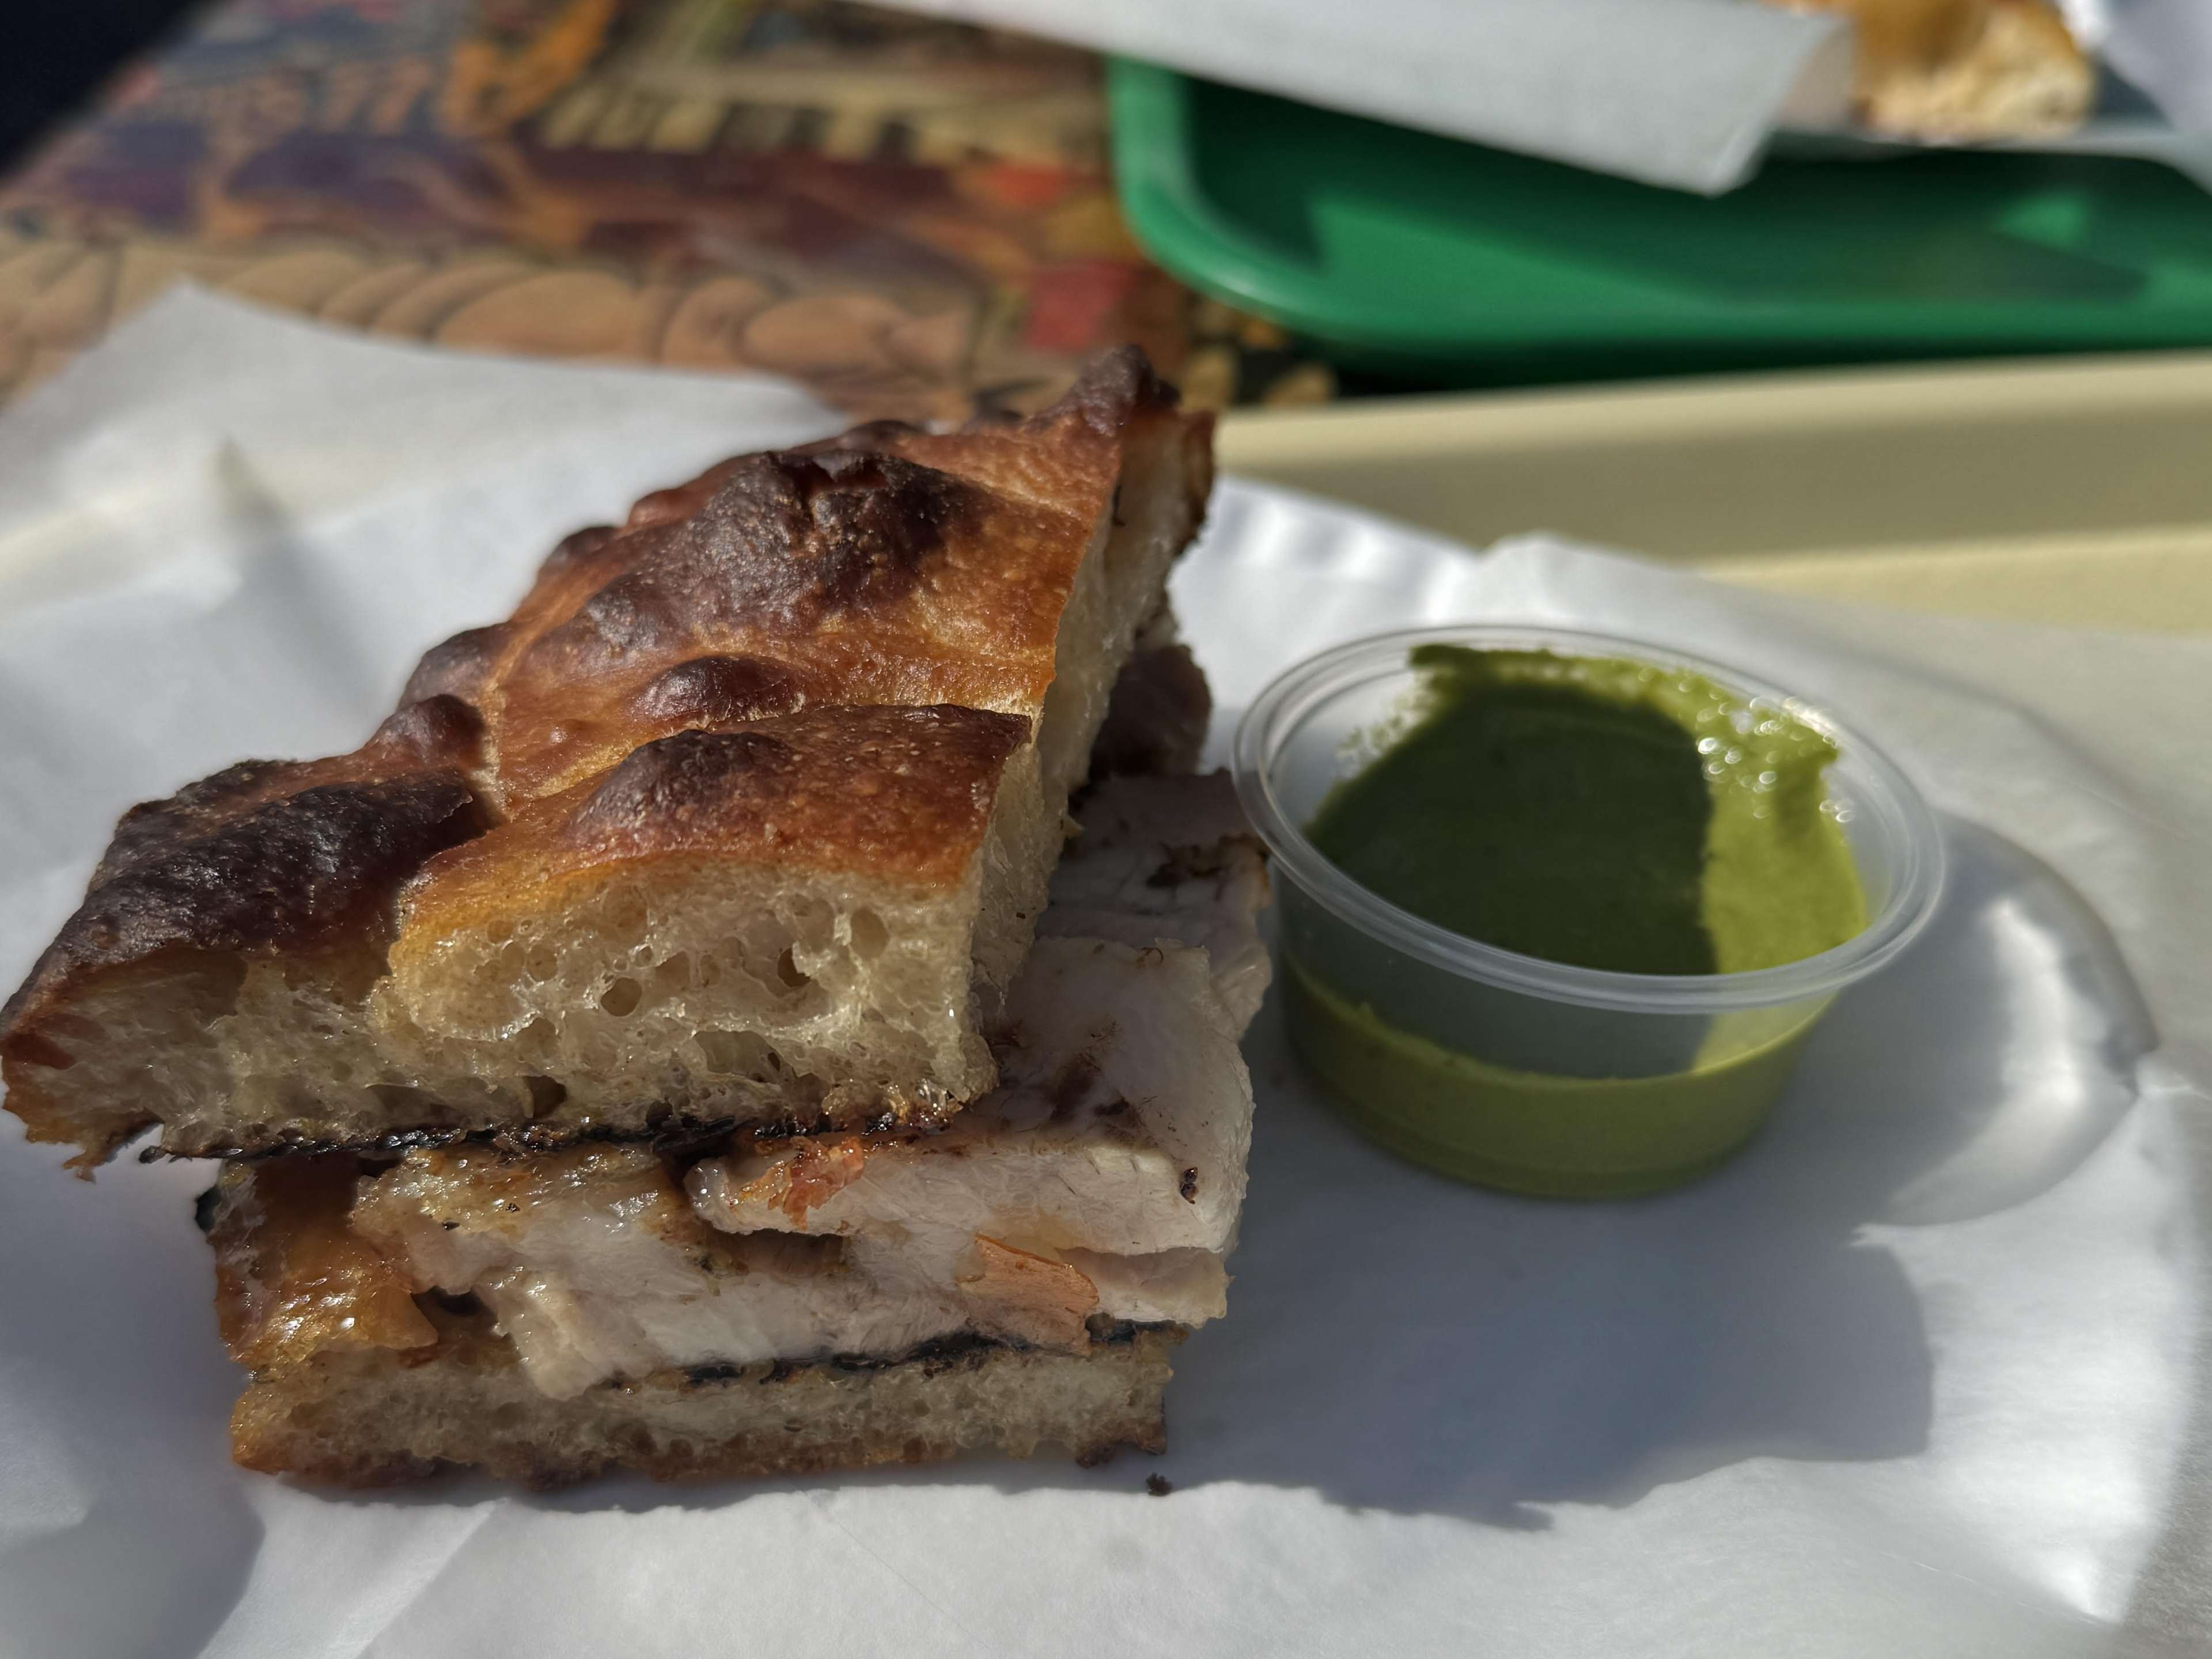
xmin=1773 ymin=0 xmax=2092 ymax=139
xmin=0 ymin=0 xmax=2208 ymax=415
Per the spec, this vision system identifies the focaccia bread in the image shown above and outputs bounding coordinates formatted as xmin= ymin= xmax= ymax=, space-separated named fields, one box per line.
xmin=2 ymin=350 xmax=1214 ymax=1170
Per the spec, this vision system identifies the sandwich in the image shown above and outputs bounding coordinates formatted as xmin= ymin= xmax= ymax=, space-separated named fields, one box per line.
xmin=2 ymin=351 xmax=1268 ymax=1485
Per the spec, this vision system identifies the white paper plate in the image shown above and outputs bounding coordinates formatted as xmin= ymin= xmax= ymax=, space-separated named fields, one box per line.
xmin=1 ymin=294 xmax=2207 ymax=1659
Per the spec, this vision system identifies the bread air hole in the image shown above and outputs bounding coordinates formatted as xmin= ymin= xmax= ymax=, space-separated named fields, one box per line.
xmin=847 ymin=908 xmax=889 ymax=960
xmin=695 ymin=1028 xmax=779 ymax=1080
xmin=370 ymin=1084 xmax=441 ymax=1114
xmin=598 ymin=977 xmax=643 ymax=1017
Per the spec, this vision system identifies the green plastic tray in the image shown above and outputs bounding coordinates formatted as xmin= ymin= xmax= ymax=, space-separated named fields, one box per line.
xmin=1108 ymin=58 xmax=2212 ymax=387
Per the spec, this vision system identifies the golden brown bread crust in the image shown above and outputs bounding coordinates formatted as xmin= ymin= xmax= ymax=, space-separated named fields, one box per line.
xmin=481 ymin=452 xmax=995 ymax=801
xmin=1 ymin=350 xmax=1205 ymax=1168
xmin=17 ymin=696 xmax=486 ymax=997
xmin=399 ymin=703 xmax=1032 ymax=948
xmin=228 ymin=1301 xmax=1178 ymax=1489
xmin=0 ymin=700 xmax=490 ymax=1165
xmin=461 ymin=344 xmax=1184 ymax=808
xmin=7 ymin=768 xmax=476 ymax=1024
xmin=399 ymin=624 xmax=508 ymax=707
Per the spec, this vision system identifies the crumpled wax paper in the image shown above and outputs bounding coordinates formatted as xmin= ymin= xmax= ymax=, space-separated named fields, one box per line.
xmin=1 ymin=290 xmax=2208 ymax=1659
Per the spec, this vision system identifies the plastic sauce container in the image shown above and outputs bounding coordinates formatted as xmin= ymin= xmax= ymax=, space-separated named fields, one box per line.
xmin=1234 ymin=627 xmax=1945 ymax=1198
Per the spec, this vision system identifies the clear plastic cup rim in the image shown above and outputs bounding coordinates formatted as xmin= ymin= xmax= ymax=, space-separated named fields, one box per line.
xmin=1232 ymin=624 xmax=1948 ymax=1016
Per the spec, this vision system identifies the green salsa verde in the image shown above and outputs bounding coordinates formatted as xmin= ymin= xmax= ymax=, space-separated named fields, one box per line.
xmin=1305 ymin=646 xmax=1866 ymax=976
xmin=1284 ymin=646 xmax=1869 ymax=1198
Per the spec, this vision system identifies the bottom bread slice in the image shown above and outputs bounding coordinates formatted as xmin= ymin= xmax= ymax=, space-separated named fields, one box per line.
xmin=230 ymin=1302 xmax=1181 ymax=1489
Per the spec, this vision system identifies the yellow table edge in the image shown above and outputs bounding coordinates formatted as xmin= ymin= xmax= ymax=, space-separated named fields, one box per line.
xmin=1217 ymin=350 xmax=2212 ymax=634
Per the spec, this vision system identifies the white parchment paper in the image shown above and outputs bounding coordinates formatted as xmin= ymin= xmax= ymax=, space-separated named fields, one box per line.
xmin=894 ymin=0 xmax=1850 ymax=193
xmin=1 ymin=291 xmax=2208 ymax=1658
xmin=887 ymin=0 xmax=2212 ymax=194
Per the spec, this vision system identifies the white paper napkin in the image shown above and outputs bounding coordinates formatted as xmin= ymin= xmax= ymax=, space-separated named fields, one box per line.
xmin=896 ymin=0 xmax=1852 ymax=192
xmin=886 ymin=0 xmax=2212 ymax=194
xmin=0 ymin=291 xmax=2207 ymax=1658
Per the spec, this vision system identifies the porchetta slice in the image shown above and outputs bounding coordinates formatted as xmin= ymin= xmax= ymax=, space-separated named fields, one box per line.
xmin=1036 ymin=771 xmax=1271 ymax=1029
xmin=350 ymin=1145 xmax=965 ymax=1400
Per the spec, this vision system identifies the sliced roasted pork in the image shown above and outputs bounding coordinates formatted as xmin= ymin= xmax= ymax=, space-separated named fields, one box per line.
xmin=1039 ymin=772 xmax=1270 ymax=1028
xmin=350 ymin=1145 xmax=964 ymax=1399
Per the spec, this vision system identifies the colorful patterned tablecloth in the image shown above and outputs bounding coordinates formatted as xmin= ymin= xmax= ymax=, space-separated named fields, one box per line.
xmin=0 ymin=0 xmax=1333 ymax=419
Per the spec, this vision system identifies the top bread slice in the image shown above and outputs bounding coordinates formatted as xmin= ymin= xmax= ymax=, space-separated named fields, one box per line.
xmin=1 ymin=350 xmax=1213 ymax=1170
